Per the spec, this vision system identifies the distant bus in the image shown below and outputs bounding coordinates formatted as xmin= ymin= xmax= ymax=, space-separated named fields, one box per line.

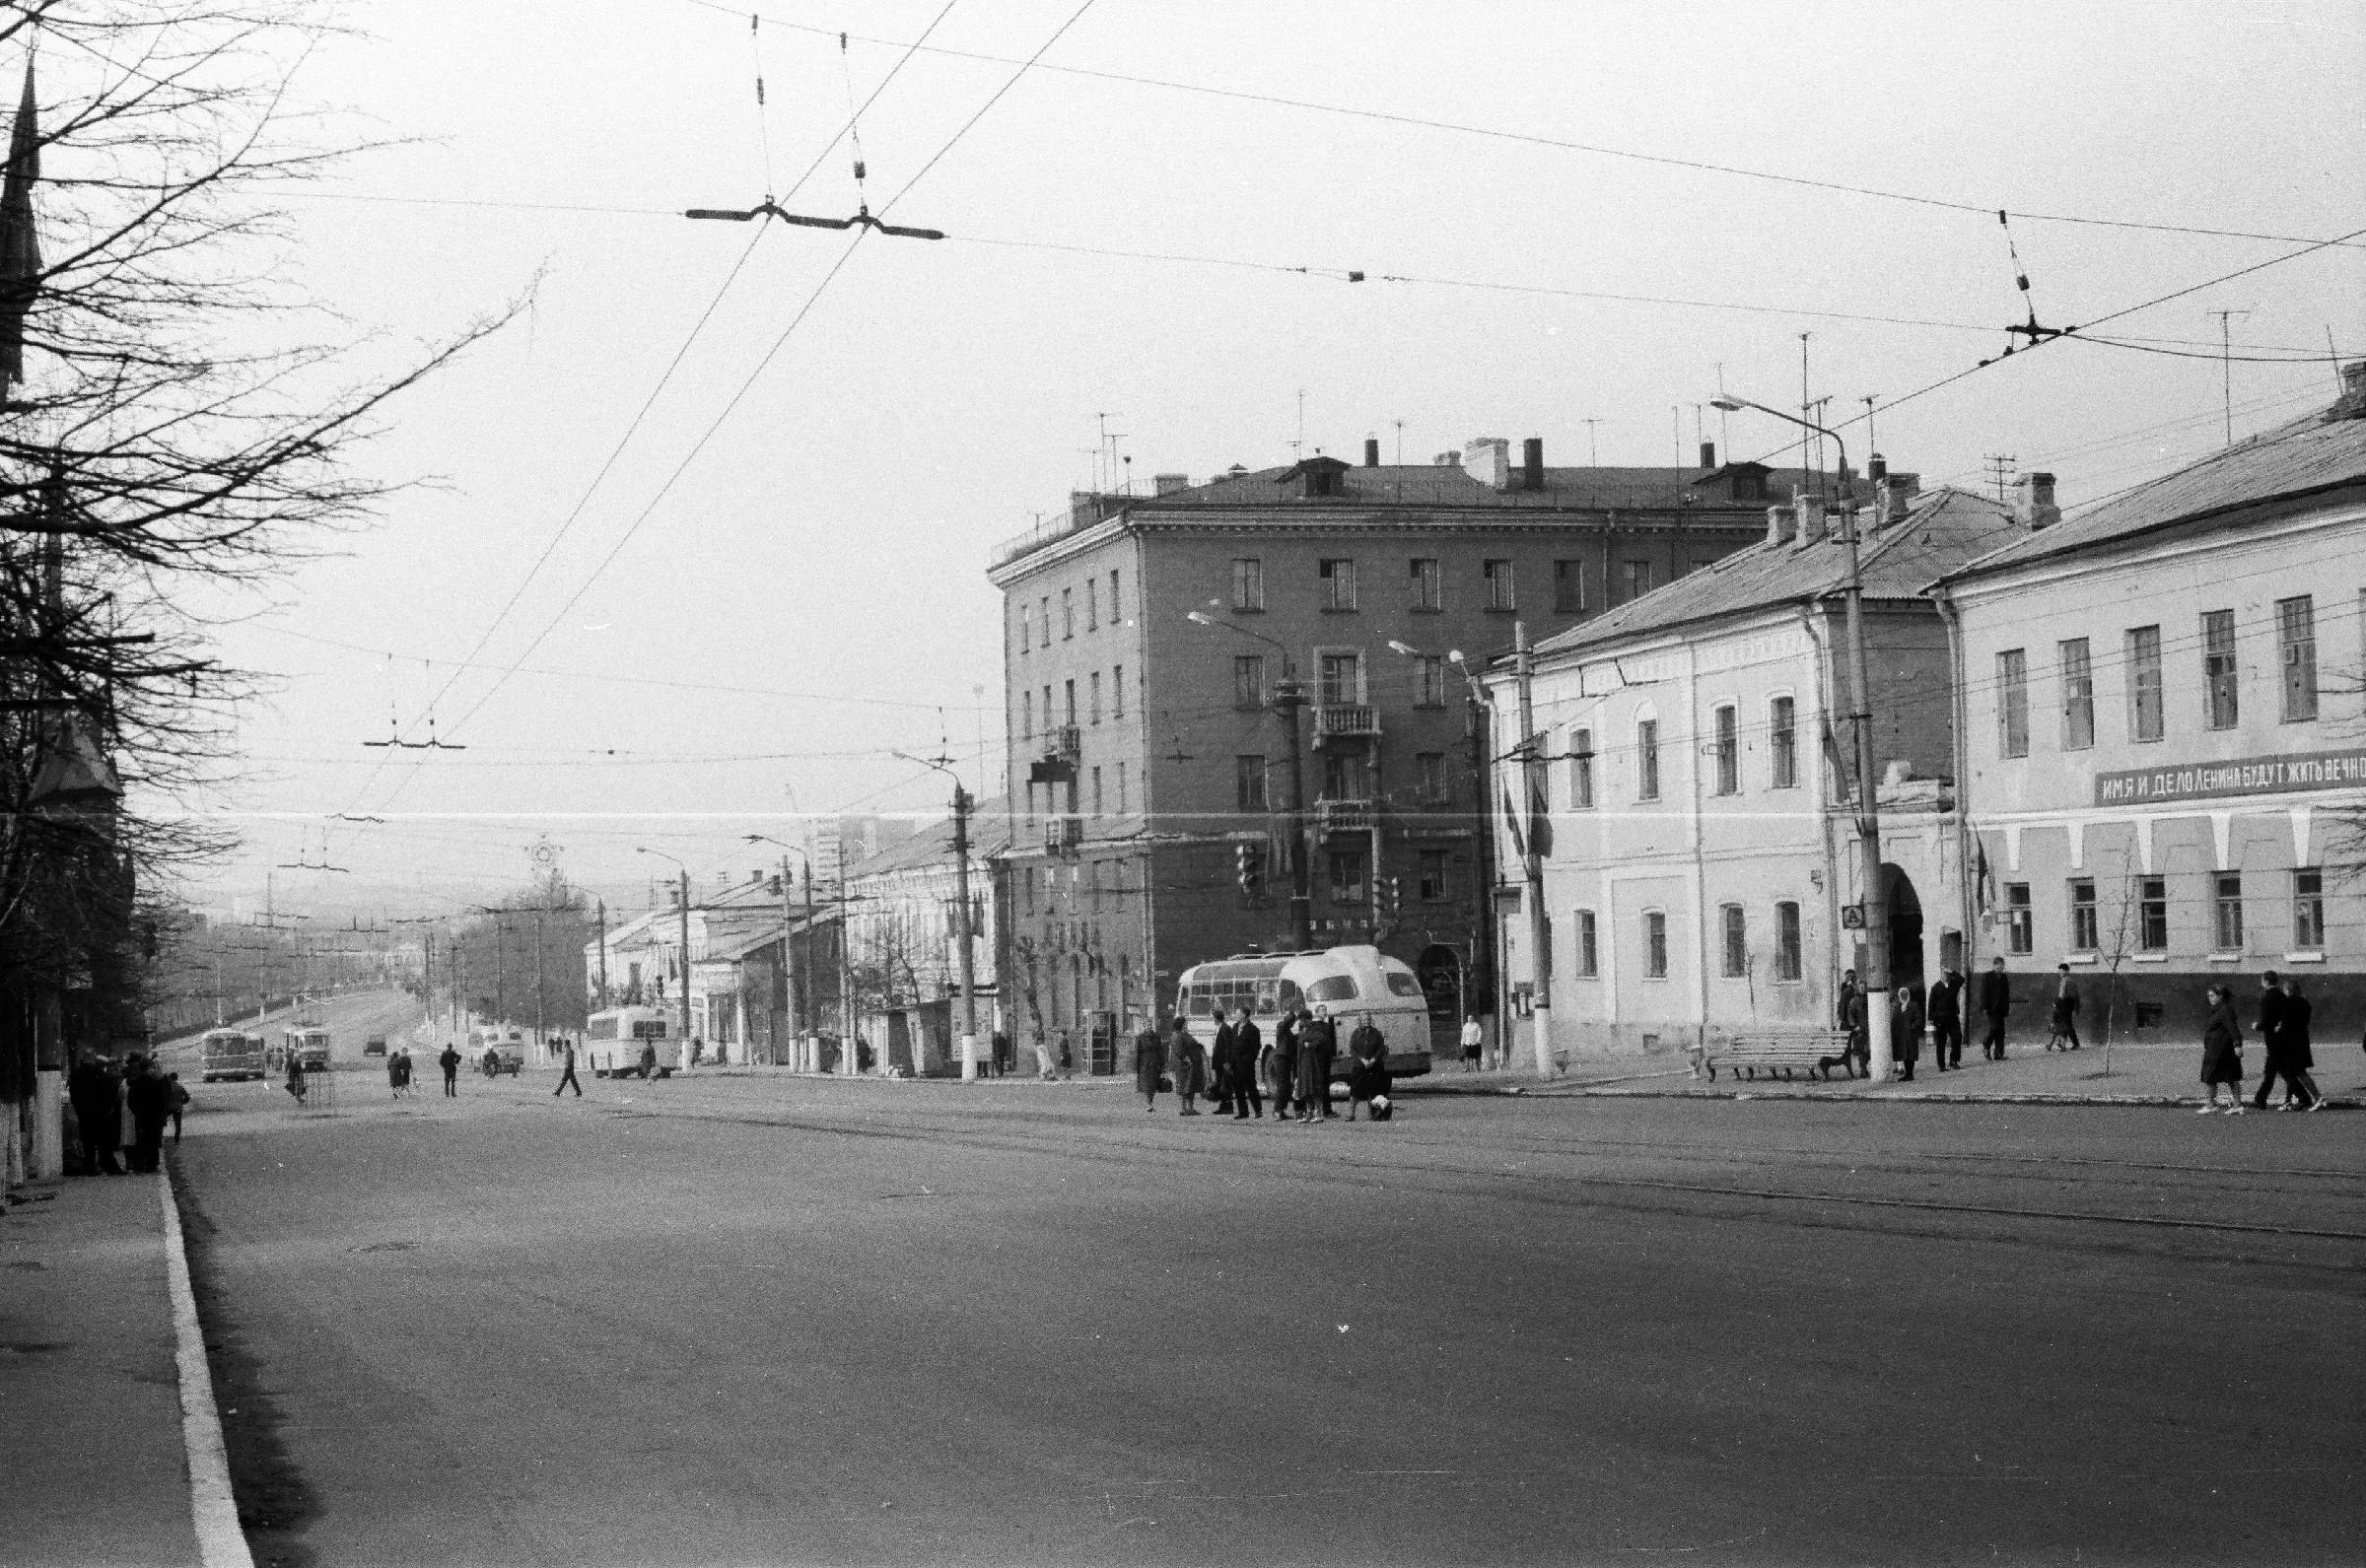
xmin=584 ymin=1006 xmax=670 ymax=1075
xmin=198 ymin=1029 xmax=268 ymax=1082
xmin=269 ymin=1025 xmax=332 ymax=1074
xmin=1173 ymin=944 xmax=1432 ymax=1082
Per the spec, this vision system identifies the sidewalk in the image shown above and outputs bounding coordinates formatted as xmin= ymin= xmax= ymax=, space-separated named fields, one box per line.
xmin=0 ymin=1170 xmax=205 ymax=1568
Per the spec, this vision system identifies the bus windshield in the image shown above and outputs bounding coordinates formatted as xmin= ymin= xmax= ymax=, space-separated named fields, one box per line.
xmin=1305 ymin=976 xmax=1358 ymax=1002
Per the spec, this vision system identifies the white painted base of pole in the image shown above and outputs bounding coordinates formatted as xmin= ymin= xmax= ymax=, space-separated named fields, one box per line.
xmin=1531 ymin=1006 xmax=1554 ymax=1076
xmin=159 ymin=1170 xmax=255 ymax=1568
xmin=32 ymin=1068 xmax=61 ymax=1180
xmin=959 ymin=1033 xmax=978 ymax=1082
xmin=1866 ymin=993 xmax=1895 ymax=1082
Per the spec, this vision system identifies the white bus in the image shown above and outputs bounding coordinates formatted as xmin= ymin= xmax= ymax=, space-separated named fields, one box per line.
xmin=270 ymin=1025 xmax=332 ymax=1073
xmin=198 ymin=1029 xmax=268 ymax=1082
xmin=1173 ymin=944 xmax=1433 ymax=1083
xmin=584 ymin=1006 xmax=671 ymax=1075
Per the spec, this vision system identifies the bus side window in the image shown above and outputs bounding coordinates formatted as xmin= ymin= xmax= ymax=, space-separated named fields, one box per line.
xmin=1276 ymin=981 xmax=1302 ymax=1013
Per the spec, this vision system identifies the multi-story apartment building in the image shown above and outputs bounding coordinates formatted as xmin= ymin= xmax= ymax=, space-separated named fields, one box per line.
xmin=1933 ymin=367 xmax=2366 ymax=1046
xmin=987 ymin=435 xmax=1835 ymax=1076
xmin=1495 ymin=480 xmax=2023 ymax=1062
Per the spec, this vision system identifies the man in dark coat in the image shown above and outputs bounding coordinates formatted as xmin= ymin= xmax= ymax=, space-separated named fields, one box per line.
xmin=1978 ymin=958 xmax=2012 ymax=1060
xmin=1837 ymin=969 xmax=1865 ymax=1075
xmin=1133 ymin=1021 xmax=1165 ymax=1113
xmin=1297 ymin=1007 xmax=1338 ymax=1121
xmin=1210 ymin=1013 xmax=1237 ymax=1116
xmin=1227 ymin=1007 xmax=1264 ymax=1120
xmin=2048 ymin=965 xmax=2083 ymax=1051
xmin=124 ymin=1060 xmax=173 ymax=1173
xmin=1927 ymin=965 xmax=1966 ymax=1071
xmin=2251 ymin=972 xmax=2312 ymax=1111
xmin=68 ymin=1055 xmax=121 ymax=1176
xmin=438 ymin=1042 xmax=462 ymax=1095
xmin=1346 ymin=1014 xmax=1389 ymax=1118
xmin=1269 ymin=1006 xmax=1300 ymax=1123
xmin=554 ymin=1038 xmax=583 ymax=1097
xmin=2274 ymin=979 xmax=2325 ymax=1111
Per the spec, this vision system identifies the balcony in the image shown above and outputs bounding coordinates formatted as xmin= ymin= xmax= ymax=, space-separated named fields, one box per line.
xmin=1055 ymin=724 xmax=1082 ymax=762
xmin=1051 ymin=815 xmax=1084 ymax=853
xmin=1317 ymin=797 xmax=1375 ymax=836
xmin=1312 ymin=704 xmax=1380 ymax=740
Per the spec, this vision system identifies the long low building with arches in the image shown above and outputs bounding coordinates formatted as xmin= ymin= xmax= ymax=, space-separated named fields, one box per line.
xmin=1486 ymin=479 xmax=2029 ymax=1065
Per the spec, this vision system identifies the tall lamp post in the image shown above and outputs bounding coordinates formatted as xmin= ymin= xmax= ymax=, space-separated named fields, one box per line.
xmin=1711 ymin=394 xmax=1890 ymax=1082
xmin=634 ymin=848 xmax=696 ymax=1058
xmin=745 ymin=835 xmax=812 ymax=1069
xmin=1187 ymin=610 xmax=1311 ymax=951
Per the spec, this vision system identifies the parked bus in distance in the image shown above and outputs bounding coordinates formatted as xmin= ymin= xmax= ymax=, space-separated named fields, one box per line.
xmin=199 ymin=1029 xmax=268 ymax=1082
xmin=268 ymin=1024 xmax=332 ymax=1074
xmin=1173 ymin=944 xmax=1432 ymax=1084
xmin=584 ymin=1007 xmax=670 ymax=1075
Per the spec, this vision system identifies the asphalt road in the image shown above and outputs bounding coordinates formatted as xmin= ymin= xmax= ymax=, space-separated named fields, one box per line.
xmin=172 ymin=1055 xmax=2363 ymax=1568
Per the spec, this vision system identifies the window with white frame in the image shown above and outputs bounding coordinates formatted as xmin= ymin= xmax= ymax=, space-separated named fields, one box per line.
xmin=1644 ymin=910 xmax=1669 ymax=978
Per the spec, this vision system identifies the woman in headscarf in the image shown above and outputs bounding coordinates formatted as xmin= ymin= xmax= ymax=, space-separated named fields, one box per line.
xmin=2198 ymin=986 xmax=2245 ymax=1114
xmin=1133 ymin=1018 xmax=1166 ymax=1114
xmin=1169 ymin=1015 xmax=1206 ymax=1117
xmin=1892 ymin=985 xmax=1924 ymax=1082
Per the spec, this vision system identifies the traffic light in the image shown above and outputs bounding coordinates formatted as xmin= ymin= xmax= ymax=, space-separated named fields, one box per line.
xmin=1236 ymin=843 xmax=1265 ymax=900
xmin=1384 ymin=876 xmax=1402 ymax=921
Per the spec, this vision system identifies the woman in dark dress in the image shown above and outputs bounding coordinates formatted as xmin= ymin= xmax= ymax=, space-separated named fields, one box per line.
xmin=2198 ymin=987 xmax=2245 ymax=1114
xmin=1345 ymin=1014 xmax=1389 ymax=1120
xmin=1134 ymin=1023 xmax=1166 ymax=1113
xmin=1170 ymin=1017 xmax=1206 ymax=1116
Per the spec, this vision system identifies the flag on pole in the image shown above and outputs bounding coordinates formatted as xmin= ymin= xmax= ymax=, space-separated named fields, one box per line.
xmin=0 ymin=55 xmax=40 ymax=390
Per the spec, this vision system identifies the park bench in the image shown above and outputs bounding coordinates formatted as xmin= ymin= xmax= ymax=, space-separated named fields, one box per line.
xmin=1697 ymin=1031 xmax=1857 ymax=1082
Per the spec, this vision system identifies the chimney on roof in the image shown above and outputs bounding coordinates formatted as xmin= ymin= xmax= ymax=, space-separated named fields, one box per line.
xmin=1521 ymin=437 xmax=1544 ymax=490
xmin=2329 ymin=361 xmax=2366 ymax=421
xmin=2014 ymin=471 xmax=2059 ymax=530
xmin=1463 ymin=437 xmax=1510 ymax=490
xmin=1153 ymin=472 xmax=1191 ymax=496
xmin=1433 ymin=450 xmax=1457 ymax=465
xmin=1793 ymin=491 xmax=1829 ymax=550
xmin=1886 ymin=474 xmax=1915 ymax=523
xmin=1765 ymin=504 xmax=1795 ymax=546
xmin=1363 ymin=438 xmax=1380 ymax=467
xmin=1699 ymin=441 xmax=1716 ymax=470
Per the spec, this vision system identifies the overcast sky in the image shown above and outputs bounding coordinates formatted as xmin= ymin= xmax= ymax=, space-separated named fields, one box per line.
xmin=105 ymin=0 xmax=2361 ymax=921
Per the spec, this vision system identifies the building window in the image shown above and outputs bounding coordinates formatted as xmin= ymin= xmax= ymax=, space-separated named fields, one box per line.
xmin=1090 ymin=766 xmax=1103 ymax=817
xmin=1108 ymin=568 xmax=1121 ymax=624
xmin=1720 ymin=904 xmax=1746 ymax=978
xmin=1319 ymin=557 xmax=1358 ymax=611
xmin=1569 ymin=727 xmax=1595 ymax=808
xmin=2202 ymin=609 xmax=2238 ymax=730
xmin=2069 ymin=878 xmax=2098 ymax=952
xmin=1233 ymin=654 xmax=1266 ymax=711
xmin=2140 ymin=877 xmax=2168 ymax=951
xmin=2127 ymin=624 xmax=2164 ymax=742
xmin=1409 ymin=557 xmax=1440 ymax=611
xmin=1321 ymin=750 xmax=1367 ymax=802
xmin=1997 ymin=648 xmax=2029 ymax=758
xmin=1020 ymin=690 xmax=1032 ymax=741
xmin=1037 ymin=596 xmax=1051 ymax=648
xmin=2278 ymin=595 xmax=2318 ymax=722
xmin=1554 ymin=560 xmax=1585 ymax=613
xmin=2005 ymin=883 xmax=2033 ymax=954
xmin=1062 ymin=586 xmax=1075 ymax=640
xmin=2214 ymin=873 xmax=2244 ymax=951
xmin=1418 ymin=850 xmax=1448 ymax=902
xmin=1774 ymin=901 xmax=1802 ymax=981
xmin=1234 ymin=755 xmax=1268 ymax=813
xmin=1085 ymin=578 xmax=1098 ymax=631
xmin=2059 ymin=638 xmax=2094 ymax=751
xmin=1622 ymin=558 xmax=1653 ymax=602
xmin=1231 ymin=557 xmax=1264 ymax=612
xmin=1063 ymin=679 xmax=1077 ymax=727
xmin=1327 ymin=850 xmax=1366 ymax=905
xmin=1089 ymin=671 xmax=1102 ymax=724
xmin=1112 ymin=664 xmax=1125 ymax=718
xmin=1415 ymin=751 xmax=1447 ymax=804
xmin=1770 ymin=697 xmax=1797 ymax=788
xmin=1116 ymin=761 xmax=1128 ymax=816
xmin=1636 ymin=718 xmax=1660 ymax=800
xmin=1712 ymin=705 xmax=1739 ymax=795
xmin=1415 ymin=655 xmax=1447 ymax=708
xmin=1576 ymin=909 xmax=1599 ymax=977
xmin=1644 ymin=911 xmax=1669 ymax=978
xmin=1317 ymin=650 xmax=1362 ymax=707
xmin=1483 ymin=558 xmax=1516 ymax=611
xmin=2293 ymin=866 xmax=2324 ymax=949
xmin=1016 ymin=605 xmax=1030 ymax=654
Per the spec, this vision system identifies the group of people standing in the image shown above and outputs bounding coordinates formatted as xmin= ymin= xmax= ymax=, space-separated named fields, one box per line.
xmin=1837 ymin=957 xmax=2095 ymax=1080
xmin=1134 ymin=1003 xmax=1394 ymax=1124
xmin=65 ymin=1053 xmax=187 ymax=1175
xmin=2199 ymin=972 xmax=2325 ymax=1114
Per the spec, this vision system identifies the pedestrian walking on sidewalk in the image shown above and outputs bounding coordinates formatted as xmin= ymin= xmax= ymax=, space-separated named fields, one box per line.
xmin=1134 ymin=1021 xmax=1166 ymax=1113
xmin=1460 ymin=1013 xmax=1484 ymax=1071
xmin=1269 ymin=1005 xmax=1301 ymax=1123
xmin=1345 ymin=1013 xmax=1388 ymax=1119
xmin=126 ymin=1061 xmax=172 ymax=1173
xmin=2198 ymin=987 xmax=2246 ymax=1113
xmin=1978 ymin=957 xmax=2013 ymax=1060
xmin=1892 ymin=986 xmax=1923 ymax=1082
xmin=1227 ymin=1007 xmax=1264 ymax=1120
xmin=167 ymin=1073 xmax=189 ymax=1143
xmin=68 ymin=1055 xmax=122 ymax=1176
xmin=284 ymin=1055 xmax=309 ymax=1109
xmin=2047 ymin=965 xmax=2083 ymax=1051
xmin=2276 ymin=979 xmax=2325 ymax=1111
xmin=1928 ymin=965 xmax=1966 ymax=1071
xmin=438 ymin=1043 xmax=460 ymax=1096
xmin=554 ymin=1039 xmax=583 ymax=1097
xmin=1844 ymin=986 xmax=1869 ymax=1078
xmin=1170 ymin=1017 xmax=1205 ymax=1115
xmin=1210 ymin=1012 xmax=1237 ymax=1116
xmin=2252 ymin=972 xmax=2322 ymax=1111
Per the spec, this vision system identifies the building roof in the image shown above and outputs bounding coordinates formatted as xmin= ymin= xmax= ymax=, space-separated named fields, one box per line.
xmin=1146 ymin=461 xmax=1834 ymax=513
xmin=1941 ymin=388 xmax=2366 ymax=583
xmin=842 ymin=798 xmax=1013 ymax=882
xmin=1534 ymin=487 xmax=2023 ymax=658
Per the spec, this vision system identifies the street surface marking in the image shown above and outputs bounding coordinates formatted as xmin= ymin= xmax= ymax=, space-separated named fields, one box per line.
xmin=161 ymin=1169 xmax=257 ymax=1568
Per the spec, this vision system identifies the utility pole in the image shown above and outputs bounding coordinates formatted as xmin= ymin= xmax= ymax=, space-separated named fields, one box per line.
xmin=837 ymin=871 xmax=855 ymax=1073
xmin=492 ymin=915 xmax=506 ymax=1026
xmin=1513 ymin=622 xmax=1554 ymax=1076
xmin=950 ymin=782 xmax=980 ymax=1081
xmin=1272 ymin=660 xmax=1312 ymax=950
xmin=594 ymin=899 xmax=608 ymax=1008
xmin=675 ymin=869 xmax=692 ymax=1049
xmin=532 ymin=904 xmax=546 ymax=1056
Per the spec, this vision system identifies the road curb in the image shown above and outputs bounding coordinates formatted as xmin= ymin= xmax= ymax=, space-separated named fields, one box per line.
xmin=159 ymin=1168 xmax=255 ymax=1568
xmin=1562 ymin=1087 xmax=2358 ymax=1109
